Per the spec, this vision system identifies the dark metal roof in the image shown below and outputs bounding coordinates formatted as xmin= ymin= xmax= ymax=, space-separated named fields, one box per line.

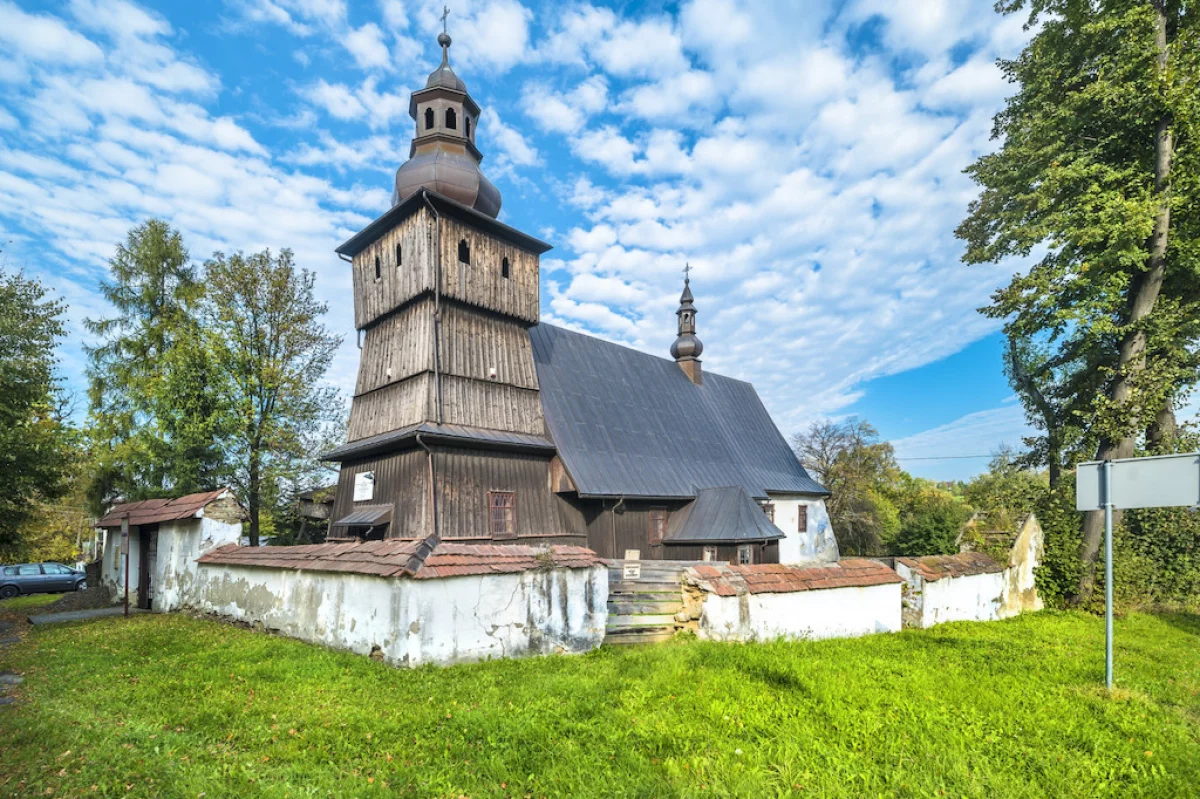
xmin=529 ymin=323 xmax=828 ymax=499
xmin=322 ymin=421 xmax=556 ymax=462
xmin=96 ymin=488 xmax=239 ymax=528
xmin=664 ymin=486 xmax=784 ymax=544
xmin=334 ymin=504 xmax=393 ymax=527
xmin=335 ymin=188 xmax=551 ymax=259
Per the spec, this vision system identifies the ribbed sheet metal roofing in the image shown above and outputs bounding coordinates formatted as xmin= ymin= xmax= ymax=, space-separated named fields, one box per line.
xmin=96 ymin=489 xmax=234 ymax=528
xmin=323 ymin=421 xmax=556 ymax=462
xmin=664 ymin=486 xmax=784 ymax=543
xmin=333 ymin=504 xmax=393 ymax=527
xmin=196 ymin=540 xmax=602 ymax=580
xmin=685 ymin=559 xmax=903 ymax=596
xmin=529 ymin=323 xmax=828 ymax=499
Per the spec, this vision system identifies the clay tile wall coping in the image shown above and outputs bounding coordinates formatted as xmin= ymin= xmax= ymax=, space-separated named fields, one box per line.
xmin=895 ymin=552 xmax=1005 ymax=582
xmin=685 ymin=558 xmax=903 ymax=597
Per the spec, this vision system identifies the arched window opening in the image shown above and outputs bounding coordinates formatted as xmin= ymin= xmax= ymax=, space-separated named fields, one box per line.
xmin=424 ymin=107 xmax=434 ymax=130
xmin=374 ymin=255 xmax=381 ymax=281
xmin=501 ymin=257 xmax=510 ymax=279
xmin=395 ymin=243 xmax=402 ymax=268
xmin=458 ymin=239 xmax=470 ymax=264
xmin=465 ymin=116 xmax=472 ymax=138
xmin=445 ymin=107 xmax=457 ymax=130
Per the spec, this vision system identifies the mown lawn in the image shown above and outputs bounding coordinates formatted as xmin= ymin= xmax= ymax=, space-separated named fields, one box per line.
xmin=0 ymin=593 xmax=62 ymax=612
xmin=0 ymin=611 xmax=1197 ymax=799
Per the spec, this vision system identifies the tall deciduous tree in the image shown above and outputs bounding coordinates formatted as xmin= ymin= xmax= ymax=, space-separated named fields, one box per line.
xmin=958 ymin=0 xmax=1199 ymax=600
xmin=793 ymin=419 xmax=901 ymax=555
xmin=203 ymin=249 xmax=342 ymax=546
xmin=0 ymin=267 xmax=73 ymax=553
xmin=85 ymin=220 xmax=227 ymax=510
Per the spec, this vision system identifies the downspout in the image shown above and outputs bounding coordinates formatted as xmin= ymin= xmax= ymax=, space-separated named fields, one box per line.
xmin=337 ymin=251 xmax=364 ymax=351
xmin=416 ymin=433 xmax=439 ymax=541
xmin=422 ymin=192 xmax=444 ymax=425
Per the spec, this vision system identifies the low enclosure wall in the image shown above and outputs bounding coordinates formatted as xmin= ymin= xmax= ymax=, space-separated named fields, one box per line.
xmin=681 ymin=560 xmax=904 ymax=642
xmin=188 ymin=541 xmax=608 ymax=667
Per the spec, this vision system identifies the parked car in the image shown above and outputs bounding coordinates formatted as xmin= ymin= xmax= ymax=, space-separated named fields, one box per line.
xmin=0 ymin=563 xmax=87 ymax=598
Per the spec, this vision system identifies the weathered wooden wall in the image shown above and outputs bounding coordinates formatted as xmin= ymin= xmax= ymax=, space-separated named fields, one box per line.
xmin=352 ymin=208 xmax=432 ymax=330
xmin=345 ymin=374 xmax=431 ymax=442
xmin=330 ymin=451 xmax=429 ymax=539
xmin=578 ymin=498 xmax=780 ymax=564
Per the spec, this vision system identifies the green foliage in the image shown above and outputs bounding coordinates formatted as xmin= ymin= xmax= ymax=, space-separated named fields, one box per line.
xmin=85 ymin=219 xmax=229 ymax=510
xmin=0 ymin=267 xmax=74 ymax=554
xmin=2 ymin=612 xmax=1199 ymax=797
xmin=886 ymin=476 xmax=972 ymax=557
xmin=201 ymin=249 xmax=343 ymax=545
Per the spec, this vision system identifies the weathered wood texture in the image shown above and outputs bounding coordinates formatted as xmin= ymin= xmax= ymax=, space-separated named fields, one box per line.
xmin=578 ymin=499 xmax=781 ymax=564
xmin=346 ymin=374 xmax=431 ymax=442
xmin=351 ymin=208 xmax=541 ymax=330
xmin=352 ymin=208 xmax=432 ymax=330
xmin=331 ymin=450 xmax=429 ymax=539
xmin=438 ymin=215 xmax=539 ymax=324
xmin=438 ymin=375 xmax=544 ymax=435
xmin=433 ymin=450 xmax=585 ymax=540
xmin=354 ymin=298 xmax=539 ymax=396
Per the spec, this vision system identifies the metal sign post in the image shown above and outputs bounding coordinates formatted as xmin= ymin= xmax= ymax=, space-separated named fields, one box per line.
xmin=121 ymin=516 xmax=130 ymax=618
xmin=1076 ymin=452 xmax=1200 ymax=691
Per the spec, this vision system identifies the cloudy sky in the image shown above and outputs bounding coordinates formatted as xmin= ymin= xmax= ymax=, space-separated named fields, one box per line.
xmin=2 ymin=0 xmax=1046 ymax=481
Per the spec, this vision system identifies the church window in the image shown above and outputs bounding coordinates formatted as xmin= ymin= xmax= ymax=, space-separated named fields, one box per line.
xmin=501 ymin=257 xmax=510 ymax=279
xmin=465 ymin=116 xmax=471 ymax=137
xmin=702 ymin=546 xmax=716 ymax=562
xmin=797 ymin=505 xmax=808 ymax=532
xmin=649 ymin=507 xmax=668 ymax=545
xmin=488 ymin=491 xmax=516 ymax=538
xmin=374 ymin=255 xmax=381 ymax=282
xmin=424 ymin=107 xmax=434 ymax=130
xmin=458 ymin=238 xmax=471 ymax=264
xmin=446 ymin=107 xmax=457 ymax=130
xmin=395 ymin=243 xmax=402 ymax=268
xmin=737 ymin=544 xmax=753 ymax=565
xmin=762 ymin=503 xmax=775 ymax=524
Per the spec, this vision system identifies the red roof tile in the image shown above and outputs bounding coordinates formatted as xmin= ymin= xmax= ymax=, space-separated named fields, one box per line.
xmin=684 ymin=559 xmax=903 ymax=596
xmin=895 ymin=552 xmax=1004 ymax=582
xmin=96 ymin=489 xmax=238 ymax=528
xmin=196 ymin=539 xmax=603 ymax=580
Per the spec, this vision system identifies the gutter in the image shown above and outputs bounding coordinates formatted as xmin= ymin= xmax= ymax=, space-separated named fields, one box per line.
xmin=423 ymin=191 xmax=444 ymax=425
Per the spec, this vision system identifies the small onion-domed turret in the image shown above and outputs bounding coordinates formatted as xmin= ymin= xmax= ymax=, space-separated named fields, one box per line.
xmin=671 ymin=268 xmax=704 ymax=384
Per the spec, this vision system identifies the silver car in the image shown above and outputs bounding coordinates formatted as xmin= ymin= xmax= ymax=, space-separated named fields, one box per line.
xmin=0 ymin=563 xmax=87 ymax=599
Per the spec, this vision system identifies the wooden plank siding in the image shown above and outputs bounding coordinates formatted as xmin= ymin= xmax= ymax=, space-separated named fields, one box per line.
xmin=351 ymin=208 xmax=432 ymax=330
xmin=330 ymin=450 xmax=429 ymax=539
xmin=578 ymin=498 xmax=781 ymax=564
xmin=345 ymin=374 xmax=432 ymax=442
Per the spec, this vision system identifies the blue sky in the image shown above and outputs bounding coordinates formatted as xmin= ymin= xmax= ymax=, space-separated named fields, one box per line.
xmin=1 ymin=0 xmax=1047 ymax=481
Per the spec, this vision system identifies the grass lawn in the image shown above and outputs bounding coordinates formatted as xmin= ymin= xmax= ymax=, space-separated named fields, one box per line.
xmin=1 ymin=612 xmax=1198 ymax=798
xmin=0 ymin=592 xmax=62 ymax=612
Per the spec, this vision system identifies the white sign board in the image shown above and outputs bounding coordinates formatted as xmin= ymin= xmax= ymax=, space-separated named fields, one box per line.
xmin=353 ymin=471 xmax=375 ymax=502
xmin=622 ymin=563 xmax=641 ymax=580
xmin=1076 ymin=453 xmax=1200 ymax=511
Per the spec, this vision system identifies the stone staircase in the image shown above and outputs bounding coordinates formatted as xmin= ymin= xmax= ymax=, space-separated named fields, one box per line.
xmin=604 ymin=560 xmax=696 ymax=645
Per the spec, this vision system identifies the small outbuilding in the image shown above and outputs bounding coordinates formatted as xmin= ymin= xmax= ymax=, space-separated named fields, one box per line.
xmin=95 ymin=489 xmax=244 ymax=610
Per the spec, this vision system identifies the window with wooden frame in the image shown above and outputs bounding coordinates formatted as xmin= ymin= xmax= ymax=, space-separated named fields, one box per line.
xmin=702 ymin=546 xmax=717 ymax=562
xmin=797 ymin=504 xmax=808 ymax=533
xmin=737 ymin=544 xmax=753 ymax=565
xmin=761 ymin=503 xmax=775 ymax=524
xmin=648 ymin=507 xmax=668 ymax=545
xmin=488 ymin=491 xmax=516 ymax=538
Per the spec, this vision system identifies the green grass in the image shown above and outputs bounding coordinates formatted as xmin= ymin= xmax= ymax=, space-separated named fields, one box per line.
xmin=0 ymin=592 xmax=61 ymax=611
xmin=1 ymin=612 xmax=1198 ymax=799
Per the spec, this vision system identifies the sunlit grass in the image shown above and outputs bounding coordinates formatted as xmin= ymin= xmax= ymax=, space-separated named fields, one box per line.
xmin=0 ymin=592 xmax=62 ymax=612
xmin=1 ymin=610 xmax=1198 ymax=798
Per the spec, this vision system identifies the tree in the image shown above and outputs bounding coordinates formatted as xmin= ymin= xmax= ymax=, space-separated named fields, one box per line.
xmin=958 ymin=0 xmax=1200 ymax=600
xmin=85 ymin=220 xmax=227 ymax=510
xmin=890 ymin=479 xmax=973 ymax=557
xmin=0 ymin=267 xmax=74 ymax=553
xmin=202 ymin=249 xmax=342 ymax=546
xmin=793 ymin=419 xmax=901 ymax=555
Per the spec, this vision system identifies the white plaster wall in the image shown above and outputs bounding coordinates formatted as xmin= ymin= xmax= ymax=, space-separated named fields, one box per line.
xmin=1000 ymin=517 xmax=1044 ymax=617
xmin=909 ymin=571 xmax=1005 ymax=628
xmin=770 ymin=494 xmax=839 ymax=566
xmin=99 ymin=517 xmax=241 ymax=608
xmin=100 ymin=526 xmax=141 ymax=602
xmin=698 ymin=583 xmax=901 ymax=642
xmin=184 ymin=563 xmax=609 ymax=667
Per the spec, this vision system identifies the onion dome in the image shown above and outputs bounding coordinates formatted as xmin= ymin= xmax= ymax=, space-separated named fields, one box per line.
xmin=670 ymin=270 xmax=704 ymax=361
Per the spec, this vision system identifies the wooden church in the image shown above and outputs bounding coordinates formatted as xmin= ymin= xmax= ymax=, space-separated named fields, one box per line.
xmin=324 ymin=32 xmax=837 ymax=566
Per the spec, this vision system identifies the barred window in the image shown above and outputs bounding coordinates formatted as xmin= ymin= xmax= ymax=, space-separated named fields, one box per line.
xmin=489 ymin=491 xmax=516 ymax=538
xmin=797 ymin=504 xmax=808 ymax=532
xmin=737 ymin=544 xmax=753 ymax=565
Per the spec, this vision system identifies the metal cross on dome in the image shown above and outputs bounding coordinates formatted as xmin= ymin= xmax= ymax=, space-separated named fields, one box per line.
xmin=441 ymin=5 xmax=450 ymax=32
xmin=683 ymin=262 xmax=692 ymax=282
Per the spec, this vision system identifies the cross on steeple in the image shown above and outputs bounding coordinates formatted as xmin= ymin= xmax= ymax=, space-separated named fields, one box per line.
xmin=441 ymin=5 xmax=450 ymax=33
xmin=682 ymin=262 xmax=692 ymax=283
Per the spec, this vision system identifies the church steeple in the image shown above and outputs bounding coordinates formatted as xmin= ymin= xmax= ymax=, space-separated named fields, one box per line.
xmin=670 ymin=264 xmax=703 ymax=384
xmin=392 ymin=17 xmax=501 ymax=217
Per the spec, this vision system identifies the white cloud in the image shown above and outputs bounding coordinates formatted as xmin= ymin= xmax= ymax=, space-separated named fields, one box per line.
xmin=481 ymin=107 xmax=539 ymax=168
xmin=345 ymin=22 xmax=392 ymax=71
xmin=893 ymin=404 xmax=1034 ymax=481
xmin=521 ymin=75 xmax=608 ymax=134
xmin=304 ymin=79 xmax=367 ymax=119
xmin=0 ymin=1 xmax=104 ymax=64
